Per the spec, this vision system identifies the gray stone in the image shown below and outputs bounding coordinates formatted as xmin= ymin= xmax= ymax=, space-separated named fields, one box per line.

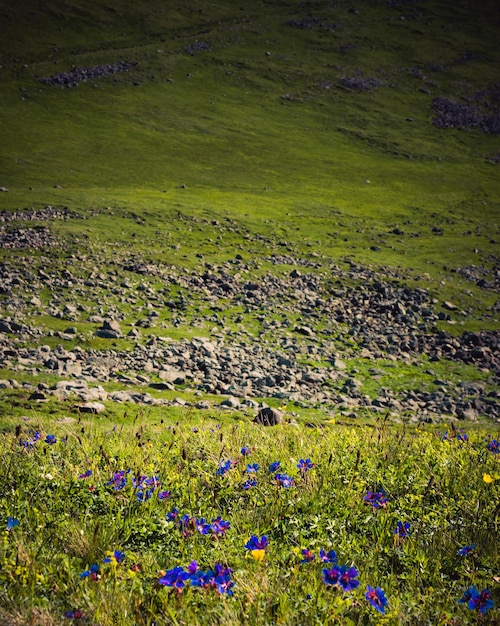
xmin=78 ymin=402 xmax=106 ymax=414
xmin=254 ymin=406 xmax=284 ymax=426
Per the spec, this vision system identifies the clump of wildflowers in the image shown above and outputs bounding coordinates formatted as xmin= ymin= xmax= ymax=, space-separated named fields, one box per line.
xmin=159 ymin=562 xmax=234 ymax=595
xmin=364 ymin=490 xmax=389 ymax=509
xmin=103 ymin=550 xmax=126 ymax=564
xmin=80 ymin=564 xmax=100 ymax=581
xmin=322 ymin=565 xmax=359 ymax=591
xmin=80 ymin=550 xmax=126 ymax=581
xmin=459 ymin=586 xmax=494 ymax=614
xmin=158 ymin=565 xmax=190 ymax=592
xmin=365 ymin=585 xmax=388 ymax=613
xmin=442 ymin=429 xmax=468 ymax=442
xmin=166 ymin=511 xmax=230 ymax=538
xmin=20 ymin=430 xmax=41 ymax=448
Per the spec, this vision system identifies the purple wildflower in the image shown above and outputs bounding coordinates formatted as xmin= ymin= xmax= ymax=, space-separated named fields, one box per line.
xmin=107 ymin=470 xmax=129 ymax=491
xmin=322 ymin=565 xmax=359 ymax=591
xmin=241 ymin=446 xmax=251 ymax=456
xmin=338 ymin=565 xmax=360 ymax=591
xmin=300 ymin=549 xmax=315 ymax=563
xmin=366 ymin=585 xmax=388 ymax=613
xmin=166 ymin=507 xmax=179 ymax=521
xmin=77 ymin=470 xmax=92 ymax=479
xmin=195 ymin=518 xmax=212 ymax=535
xmin=64 ymin=609 xmax=86 ymax=619
xmin=158 ymin=490 xmax=171 ymax=500
xmin=322 ymin=566 xmax=340 ymax=586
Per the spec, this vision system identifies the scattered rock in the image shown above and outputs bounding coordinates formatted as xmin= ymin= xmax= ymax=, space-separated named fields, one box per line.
xmin=78 ymin=402 xmax=106 ymax=414
xmin=254 ymin=407 xmax=284 ymax=426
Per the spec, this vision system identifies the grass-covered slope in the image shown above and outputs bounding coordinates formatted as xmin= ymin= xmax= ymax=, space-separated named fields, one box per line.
xmin=0 ymin=0 xmax=499 ymax=418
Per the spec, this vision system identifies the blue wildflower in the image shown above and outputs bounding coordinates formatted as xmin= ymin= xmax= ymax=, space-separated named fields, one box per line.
xmin=195 ymin=518 xmax=212 ymax=535
xmin=457 ymin=544 xmax=475 ymax=556
xmin=242 ymin=478 xmax=257 ymax=490
xmin=80 ymin=564 xmax=100 ymax=580
xmin=103 ymin=550 xmax=126 ymax=564
xmin=6 ymin=517 xmax=19 ymax=530
xmin=319 ymin=549 xmax=337 ymax=563
xmin=210 ymin=516 xmax=230 ymax=535
xmin=158 ymin=566 xmax=190 ymax=592
xmin=486 ymin=439 xmax=499 ymax=454
xmin=216 ymin=460 xmax=232 ymax=476
xmin=77 ymin=469 xmax=92 ymax=479
xmin=269 ymin=461 xmax=281 ymax=473
xmin=245 ymin=535 xmax=268 ymax=551
xmin=245 ymin=463 xmax=260 ymax=473
xmin=275 ymin=473 xmax=294 ymax=488
xmin=297 ymin=458 xmax=314 ymax=472
xmin=241 ymin=446 xmax=251 ymax=456
xmin=322 ymin=565 xmax=359 ymax=591
xmin=394 ymin=521 xmax=411 ymax=539
xmin=166 ymin=507 xmax=179 ymax=521
xmin=459 ymin=586 xmax=494 ymax=614
xmin=365 ymin=585 xmax=388 ymax=613
xmin=44 ymin=434 xmax=57 ymax=445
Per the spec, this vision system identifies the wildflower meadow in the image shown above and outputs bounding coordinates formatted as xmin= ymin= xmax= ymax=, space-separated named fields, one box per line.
xmin=0 ymin=414 xmax=499 ymax=625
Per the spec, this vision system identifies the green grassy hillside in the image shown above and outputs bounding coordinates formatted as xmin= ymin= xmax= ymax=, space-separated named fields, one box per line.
xmin=0 ymin=0 xmax=499 ymax=419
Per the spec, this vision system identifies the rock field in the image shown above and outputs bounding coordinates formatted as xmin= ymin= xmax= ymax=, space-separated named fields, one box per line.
xmin=0 ymin=207 xmax=499 ymax=423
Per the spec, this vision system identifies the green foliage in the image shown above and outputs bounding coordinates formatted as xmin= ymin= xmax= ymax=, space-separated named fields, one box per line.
xmin=0 ymin=416 xmax=499 ymax=624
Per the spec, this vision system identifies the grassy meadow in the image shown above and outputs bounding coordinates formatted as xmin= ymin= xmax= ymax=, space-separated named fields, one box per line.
xmin=0 ymin=0 xmax=499 ymax=623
